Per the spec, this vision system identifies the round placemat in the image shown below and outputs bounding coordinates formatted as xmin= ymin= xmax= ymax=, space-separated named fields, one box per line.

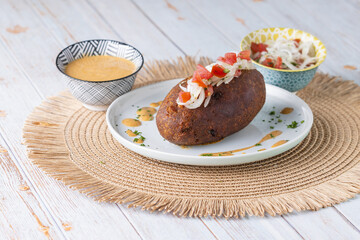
xmin=23 ymin=57 xmax=360 ymax=218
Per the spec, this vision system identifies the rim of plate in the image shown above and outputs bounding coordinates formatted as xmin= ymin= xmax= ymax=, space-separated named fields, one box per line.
xmin=106 ymin=79 xmax=313 ymax=165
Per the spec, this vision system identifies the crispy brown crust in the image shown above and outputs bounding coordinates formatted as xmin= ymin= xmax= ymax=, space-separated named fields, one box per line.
xmin=156 ymin=70 xmax=266 ymax=145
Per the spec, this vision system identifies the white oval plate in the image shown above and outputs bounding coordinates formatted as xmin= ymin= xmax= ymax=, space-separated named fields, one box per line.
xmin=106 ymin=78 xmax=313 ymax=166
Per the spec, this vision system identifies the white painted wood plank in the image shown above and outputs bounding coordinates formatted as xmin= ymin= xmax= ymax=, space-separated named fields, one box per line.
xmin=201 ymin=216 xmax=303 ymax=240
xmin=117 ymin=207 xmax=218 ymax=240
xmin=28 ymin=0 xmax=182 ymax=60
xmin=85 ymin=0 xmax=183 ymax=60
xmin=284 ymin=208 xmax=360 ymax=240
xmin=0 ymin=137 xmax=63 ymax=240
xmin=130 ymin=0 xmax=237 ymax=58
xmin=334 ymin=196 xmax=360 ymax=231
xmin=0 ymin=12 xmax=142 ymax=239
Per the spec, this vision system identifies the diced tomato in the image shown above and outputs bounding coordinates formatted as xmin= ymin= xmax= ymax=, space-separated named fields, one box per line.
xmin=218 ymin=52 xmax=237 ymax=65
xmin=261 ymin=58 xmax=275 ymax=68
xmin=225 ymin=52 xmax=237 ymax=65
xmin=205 ymin=85 xmax=213 ymax=97
xmin=251 ymin=42 xmax=268 ymax=53
xmin=294 ymin=39 xmax=301 ymax=47
xmin=196 ymin=64 xmax=213 ymax=79
xmin=238 ymin=50 xmax=251 ymax=60
xmin=192 ymin=71 xmax=207 ymax=88
xmin=235 ymin=69 xmax=242 ymax=77
xmin=178 ymin=91 xmax=191 ymax=103
xmin=211 ymin=64 xmax=227 ymax=78
xmin=275 ymin=57 xmax=282 ymax=69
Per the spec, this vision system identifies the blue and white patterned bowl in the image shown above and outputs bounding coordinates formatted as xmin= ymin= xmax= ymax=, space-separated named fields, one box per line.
xmin=56 ymin=39 xmax=144 ymax=111
xmin=240 ymin=28 xmax=326 ymax=92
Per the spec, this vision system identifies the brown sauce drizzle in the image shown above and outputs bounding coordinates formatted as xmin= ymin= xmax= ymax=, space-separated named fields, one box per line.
xmin=200 ymin=130 xmax=282 ymax=156
xmin=122 ymin=118 xmax=141 ymax=127
xmin=136 ymin=107 xmax=156 ymax=121
xmin=150 ymin=101 xmax=163 ymax=107
xmin=134 ymin=138 xmax=144 ymax=144
xmin=125 ymin=130 xmax=138 ymax=137
xmin=139 ymin=115 xmax=154 ymax=121
xmin=280 ymin=107 xmax=294 ymax=114
xmin=271 ymin=140 xmax=288 ymax=148
xmin=122 ymin=101 xmax=163 ymax=127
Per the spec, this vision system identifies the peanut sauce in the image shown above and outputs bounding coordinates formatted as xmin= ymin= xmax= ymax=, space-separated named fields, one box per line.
xmin=65 ymin=55 xmax=135 ymax=81
xmin=125 ymin=129 xmax=138 ymax=137
xmin=150 ymin=101 xmax=163 ymax=107
xmin=271 ymin=140 xmax=289 ymax=148
xmin=200 ymin=130 xmax=282 ymax=156
xmin=122 ymin=118 xmax=141 ymax=127
xmin=280 ymin=107 xmax=294 ymax=114
xmin=136 ymin=107 xmax=156 ymax=121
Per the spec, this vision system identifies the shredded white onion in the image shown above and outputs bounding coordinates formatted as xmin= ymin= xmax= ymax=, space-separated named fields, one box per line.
xmin=257 ymin=38 xmax=317 ymax=70
xmin=176 ymin=51 xmax=254 ymax=109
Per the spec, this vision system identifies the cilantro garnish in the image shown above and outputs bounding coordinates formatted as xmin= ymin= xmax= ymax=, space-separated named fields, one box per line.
xmin=201 ymin=153 xmax=213 ymax=156
xmin=287 ymin=121 xmax=299 ymax=129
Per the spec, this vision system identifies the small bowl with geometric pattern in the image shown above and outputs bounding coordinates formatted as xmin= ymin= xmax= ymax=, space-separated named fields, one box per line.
xmin=241 ymin=28 xmax=326 ymax=92
xmin=56 ymin=39 xmax=144 ymax=111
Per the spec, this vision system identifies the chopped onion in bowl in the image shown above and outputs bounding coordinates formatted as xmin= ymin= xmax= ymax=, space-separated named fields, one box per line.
xmin=252 ymin=38 xmax=318 ymax=70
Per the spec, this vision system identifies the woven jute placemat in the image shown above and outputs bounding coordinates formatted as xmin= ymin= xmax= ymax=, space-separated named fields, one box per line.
xmin=23 ymin=57 xmax=360 ymax=218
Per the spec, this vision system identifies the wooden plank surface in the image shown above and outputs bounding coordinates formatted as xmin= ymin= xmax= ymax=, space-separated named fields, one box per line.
xmin=0 ymin=0 xmax=359 ymax=239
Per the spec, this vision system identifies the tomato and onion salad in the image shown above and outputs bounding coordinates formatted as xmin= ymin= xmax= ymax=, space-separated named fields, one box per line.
xmin=250 ymin=38 xmax=317 ymax=70
xmin=176 ymin=50 xmax=254 ymax=109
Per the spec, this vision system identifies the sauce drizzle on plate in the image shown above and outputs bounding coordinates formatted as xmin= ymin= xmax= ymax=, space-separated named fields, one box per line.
xmin=201 ymin=130 xmax=282 ymax=156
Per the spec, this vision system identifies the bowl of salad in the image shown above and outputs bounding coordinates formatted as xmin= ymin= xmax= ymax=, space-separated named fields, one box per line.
xmin=240 ymin=28 xmax=326 ymax=92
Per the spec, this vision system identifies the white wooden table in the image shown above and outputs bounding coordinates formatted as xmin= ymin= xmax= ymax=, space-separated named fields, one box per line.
xmin=0 ymin=0 xmax=359 ymax=239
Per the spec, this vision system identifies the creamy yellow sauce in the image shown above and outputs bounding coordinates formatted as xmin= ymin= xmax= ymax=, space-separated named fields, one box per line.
xmin=258 ymin=148 xmax=266 ymax=152
xmin=137 ymin=107 xmax=157 ymax=115
xmin=65 ymin=55 xmax=136 ymax=81
xmin=150 ymin=101 xmax=163 ymax=107
xmin=134 ymin=138 xmax=144 ymax=144
xmin=136 ymin=107 xmax=156 ymax=121
xmin=271 ymin=140 xmax=288 ymax=148
xmin=139 ymin=115 xmax=154 ymax=121
xmin=122 ymin=118 xmax=141 ymax=127
xmin=125 ymin=129 xmax=138 ymax=137
xmin=280 ymin=107 xmax=294 ymax=114
xmin=200 ymin=130 xmax=282 ymax=156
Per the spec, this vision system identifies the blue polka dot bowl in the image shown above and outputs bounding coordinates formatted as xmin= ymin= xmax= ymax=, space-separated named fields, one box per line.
xmin=240 ymin=28 xmax=326 ymax=92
